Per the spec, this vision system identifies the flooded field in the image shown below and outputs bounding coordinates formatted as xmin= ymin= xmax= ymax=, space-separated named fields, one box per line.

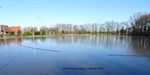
xmin=0 ymin=36 xmax=150 ymax=75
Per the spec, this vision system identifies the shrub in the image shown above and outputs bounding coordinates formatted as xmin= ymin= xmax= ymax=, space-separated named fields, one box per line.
xmin=8 ymin=32 xmax=15 ymax=35
xmin=35 ymin=31 xmax=40 ymax=35
xmin=40 ymin=29 xmax=46 ymax=35
xmin=17 ymin=30 xmax=21 ymax=36
xmin=23 ymin=31 xmax=31 ymax=36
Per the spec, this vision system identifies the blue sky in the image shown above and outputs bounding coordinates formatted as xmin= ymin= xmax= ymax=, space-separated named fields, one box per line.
xmin=0 ymin=0 xmax=150 ymax=28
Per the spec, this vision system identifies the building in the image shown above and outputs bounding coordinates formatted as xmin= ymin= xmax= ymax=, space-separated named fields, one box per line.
xmin=0 ymin=25 xmax=14 ymax=33
xmin=10 ymin=26 xmax=21 ymax=34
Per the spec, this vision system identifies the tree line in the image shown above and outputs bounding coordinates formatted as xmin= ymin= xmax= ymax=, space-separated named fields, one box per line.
xmin=130 ymin=12 xmax=150 ymax=36
xmin=23 ymin=12 xmax=150 ymax=36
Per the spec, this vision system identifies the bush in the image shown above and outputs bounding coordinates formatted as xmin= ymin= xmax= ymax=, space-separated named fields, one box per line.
xmin=8 ymin=32 xmax=15 ymax=35
xmin=40 ymin=29 xmax=46 ymax=35
xmin=23 ymin=31 xmax=31 ymax=36
xmin=62 ymin=30 xmax=65 ymax=34
xmin=35 ymin=31 xmax=40 ymax=35
xmin=17 ymin=30 xmax=21 ymax=36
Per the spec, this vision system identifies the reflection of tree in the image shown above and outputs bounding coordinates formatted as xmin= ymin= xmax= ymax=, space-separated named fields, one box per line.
xmin=49 ymin=36 xmax=150 ymax=55
xmin=30 ymin=37 xmax=38 ymax=45
xmin=40 ymin=37 xmax=46 ymax=42
xmin=0 ymin=36 xmax=149 ymax=56
xmin=130 ymin=37 xmax=150 ymax=55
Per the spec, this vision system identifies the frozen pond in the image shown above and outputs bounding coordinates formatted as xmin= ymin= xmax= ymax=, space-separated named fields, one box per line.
xmin=0 ymin=36 xmax=150 ymax=75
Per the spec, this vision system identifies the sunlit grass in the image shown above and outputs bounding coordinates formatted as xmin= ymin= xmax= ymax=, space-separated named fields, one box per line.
xmin=0 ymin=34 xmax=124 ymax=39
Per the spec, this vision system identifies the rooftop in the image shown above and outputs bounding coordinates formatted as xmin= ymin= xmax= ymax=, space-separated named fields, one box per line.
xmin=0 ymin=25 xmax=14 ymax=32
xmin=10 ymin=26 xmax=21 ymax=32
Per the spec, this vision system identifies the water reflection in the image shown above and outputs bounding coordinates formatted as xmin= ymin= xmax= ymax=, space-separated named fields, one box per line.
xmin=130 ymin=37 xmax=150 ymax=55
xmin=0 ymin=36 xmax=150 ymax=56
xmin=0 ymin=39 xmax=7 ymax=72
xmin=32 ymin=37 xmax=36 ymax=56
xmin=47 ymin=36 xmax=150 ymax=56
xmin=0 ymin=38 xmax=22 ymax=45
xmin=0 ymin=36 xmax=150 ymax=75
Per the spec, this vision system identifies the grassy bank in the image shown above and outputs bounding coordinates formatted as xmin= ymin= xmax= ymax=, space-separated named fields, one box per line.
xmin=0 ymin=34 xmax=124 ymax=39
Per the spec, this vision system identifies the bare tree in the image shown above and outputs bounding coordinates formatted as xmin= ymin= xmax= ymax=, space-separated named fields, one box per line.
xmin=129 ymin=12 xmax=150 ymax=35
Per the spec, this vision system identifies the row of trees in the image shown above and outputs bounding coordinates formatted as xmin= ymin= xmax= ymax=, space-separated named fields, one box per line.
xmin=23 ymin=21 xmax=130 ymax=35
xmin=22 ymin=12 xmax=150 ymax=36
xmin=130 ymin=12 xmax=150 ymax=35
xmin=51 ymin=21 xmax=129 ymax=35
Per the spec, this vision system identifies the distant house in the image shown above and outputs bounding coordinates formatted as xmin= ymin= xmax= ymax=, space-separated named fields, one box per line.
xmin=10 ymin=26 xmax=21 ymax=34
xmin=0 ymin=25 xmax=14 ymax=33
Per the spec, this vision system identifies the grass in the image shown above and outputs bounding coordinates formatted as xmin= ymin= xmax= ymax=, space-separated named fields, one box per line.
xmin=0 ymin=34 xmax=124 ymax=40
